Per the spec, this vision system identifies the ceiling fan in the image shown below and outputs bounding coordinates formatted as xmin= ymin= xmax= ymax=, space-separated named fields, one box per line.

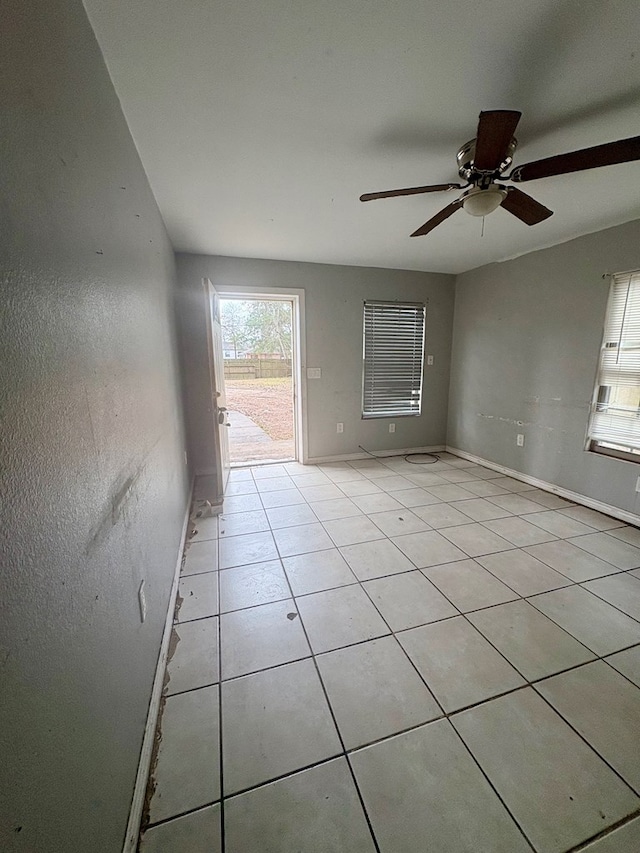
xmin=360 ymin=110 xmax=640 ymax=237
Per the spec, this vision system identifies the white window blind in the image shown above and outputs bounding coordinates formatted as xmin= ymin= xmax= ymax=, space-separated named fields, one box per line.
xmin=362 ymin=301 xmax=426 ymax=418
xmin=588 ymin=270 xmax=640 ymax=456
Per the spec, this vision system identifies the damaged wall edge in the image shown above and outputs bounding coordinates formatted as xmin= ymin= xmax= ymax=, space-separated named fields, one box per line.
xmin=446 ymin=446 xmax=640 ymax=527
xmin=122 ymin=477 xmax=194 ymax=853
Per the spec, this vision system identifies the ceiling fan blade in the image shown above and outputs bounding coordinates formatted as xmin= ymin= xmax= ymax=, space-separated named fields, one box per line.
xmin=360 ymin=183 xmax=462 ymax=202
xmin=474 ymin=110 xmax=522 ymax=171
xmin=500 ymin=187 xmax=553 ymax=225
xmin=511 ymin=135 xmax=640 ymax=182
xmin=410 ymin=200 xmax=462 ymax=237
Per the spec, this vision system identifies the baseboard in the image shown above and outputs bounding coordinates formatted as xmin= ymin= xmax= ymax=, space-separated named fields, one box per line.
xmin=306 ymin=445 xmax=445 ymax=464
xmin=122 ymin=479 xmax=194 ymax=853
xmin=446 ymin=446 xmax=640 ymax=528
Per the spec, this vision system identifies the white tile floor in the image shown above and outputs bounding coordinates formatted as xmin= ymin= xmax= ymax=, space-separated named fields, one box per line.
xmin=140 ymin=453 xmax=640 ymax=853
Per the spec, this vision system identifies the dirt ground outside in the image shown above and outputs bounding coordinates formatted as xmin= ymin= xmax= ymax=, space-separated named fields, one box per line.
xmin=224 ymin=377 xmax=295 ymax=463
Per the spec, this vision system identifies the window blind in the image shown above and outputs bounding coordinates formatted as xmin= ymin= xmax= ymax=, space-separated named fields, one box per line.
xmin=362 ymin=301 xmax=426 ymax=418
xmin=588 ymin=270 xmax=640 ymax=454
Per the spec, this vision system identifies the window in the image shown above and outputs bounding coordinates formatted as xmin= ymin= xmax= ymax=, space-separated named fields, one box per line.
xmin=588 ymin=270 xmax=640 ymax=461
xmin=362 ymin=300 xmax=426 ymax=418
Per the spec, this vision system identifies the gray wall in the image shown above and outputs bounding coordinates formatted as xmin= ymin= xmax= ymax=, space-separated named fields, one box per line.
xmin=448 ymin=218 xmax=640 ymax=515
xmin=0 ymin=2 xmax=189 ymax=851
xmin=176 ymin=253 xmax=455 ymax=467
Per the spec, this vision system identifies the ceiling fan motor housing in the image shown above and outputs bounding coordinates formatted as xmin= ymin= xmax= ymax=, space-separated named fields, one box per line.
xmin=457 ymin=137 xmax=518 ymax=182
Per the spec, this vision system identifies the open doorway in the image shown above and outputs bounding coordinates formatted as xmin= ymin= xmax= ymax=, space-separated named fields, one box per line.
xmin=219 ymin=296 xmax=298 ymax=465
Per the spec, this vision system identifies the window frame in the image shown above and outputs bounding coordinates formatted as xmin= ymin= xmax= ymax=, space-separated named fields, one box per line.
xmin=589 ymin=441 xmax=640 ymax=464
xmin=361 ymin=299 xmax=426 ymax=420
xmin=587 ymin=269 xmax=640 ymax=464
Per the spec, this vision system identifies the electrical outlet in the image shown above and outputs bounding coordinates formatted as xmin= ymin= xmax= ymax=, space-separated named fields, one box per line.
xmin=336 ymin=422 xmax=344 ymax=433
xmin=389 ymin=423 xmax=396 ymax=433
xmin=516 ymin=434 xmax=525 ymax=447
xmin=427 ymin=355 xmax=434 ymax=365
xmin=138 ymin=580 xmax=146 ymax=623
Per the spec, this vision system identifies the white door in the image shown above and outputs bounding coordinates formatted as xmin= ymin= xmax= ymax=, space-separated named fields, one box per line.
xmin=204 ymin=278 xmax=230 ymax=505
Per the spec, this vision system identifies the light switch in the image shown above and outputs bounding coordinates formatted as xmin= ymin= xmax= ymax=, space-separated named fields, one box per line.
xmin=427 ymin=355 xmax=434 ymax=365
xmin=307 ymin=367 xmax=322 ymax=379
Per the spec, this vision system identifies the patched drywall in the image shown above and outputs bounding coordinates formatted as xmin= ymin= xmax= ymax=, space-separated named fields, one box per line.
xmin=176 ymin=253 xmax=455 ymax=468
xmin=448 ymin=218 xmax=640 ymax=513
xmin=0 ymin=1 xmax=189 ymax=851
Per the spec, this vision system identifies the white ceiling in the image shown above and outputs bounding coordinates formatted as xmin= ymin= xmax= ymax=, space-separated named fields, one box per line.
xmin=85 ymin=0 xmax=640 ymax=274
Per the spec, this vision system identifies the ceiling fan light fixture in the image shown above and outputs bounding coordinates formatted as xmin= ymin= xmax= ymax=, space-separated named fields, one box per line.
xmin=461 ymin=186 xmax=506 ymax=217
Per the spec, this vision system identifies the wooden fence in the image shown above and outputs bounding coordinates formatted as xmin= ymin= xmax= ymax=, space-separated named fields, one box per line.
xmin=223 ymin=358 xmax=292 ymax=379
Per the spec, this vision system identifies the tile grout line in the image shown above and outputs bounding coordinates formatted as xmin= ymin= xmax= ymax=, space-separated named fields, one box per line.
xmin=530 ymin=678 xmax=640 ymax=800
xmin=399 ymin=546 xmax=640 ymax=825
xmin=195 ymin=554 xmax=637 ymax=606
xmin=214 ymin=527 xmax=640 ymax=629
xmin=564 ymin=806 xmax=640 ymax=852
xmin=416 ymin=498 xmax=640 ymax=844
xmin=163 ymin=632 xmax=640 ymax=701
xmin=220 ymin=479 xmax=639 ymax=559
xmin=318 ymin=483 xmax=640 ymax=832
xmin=446 ymin=718 xmax=538 ymax=852
xmin=524 ymin=592 xmax=640 ymax=649
xmin=145 ymin=754 xmax=353 ymax=831
xmin=216 ymin=519 xmax=226 ymax=853
xmin=253 ymin=471 xmax=577 ymax=850
xmin=166 ymin=461 xmax=640 ymax=847
xmin=328 ymin=529 xmax=541 ymax=852
xmin=240 ymin=514 xmax=384 ymax=853
xmin=340 ymin=559 xmax=449 ymax=719
xmin=423 ymin=575 xmax=616 ymax=712
xmin=148 ymin=646 xmax=640 ymax=833
xmin=189 ymin=483 xmax=640 ymax=676
xmin=214 ymin=633 xmax=640 ymax=693
xmin=150 ymin=679 xmax=540 ymax=827
xmin=200 ymin=475 xmax=640 ymax=673
xmin=369 ymin=543 xmax=589 ymax=709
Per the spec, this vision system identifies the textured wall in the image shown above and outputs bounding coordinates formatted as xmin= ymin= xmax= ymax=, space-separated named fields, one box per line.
xmin=176 ymin=253 xmax=455 ymax=468
xmin=448 ymin=219 xmax=640 ymax=514
xmin=0 ymin=1 xmax=189 ymax=851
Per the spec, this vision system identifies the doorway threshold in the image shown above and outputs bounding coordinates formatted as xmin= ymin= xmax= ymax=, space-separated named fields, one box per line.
xmin=230 ymin=458 xmax=295 ymax=469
